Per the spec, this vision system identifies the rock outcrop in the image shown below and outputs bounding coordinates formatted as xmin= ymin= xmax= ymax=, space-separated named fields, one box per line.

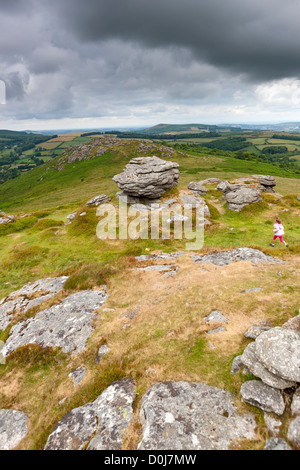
xmin=86 ymin=194 xmax=111 ymax=206
xmin=0 ymin=277 xmax=68 ymax=331
xmin=138 ymin=381 xmax=257 ymax=450
xmin=113 ymin=156 xmax=180 ymax=199
xmin=44 ymin=379 xmax=136 ymax=450
xmin=193 ymin=248 xmax=281 ymax=266
xmin=1 ymin=289 xmax=108 ymax=357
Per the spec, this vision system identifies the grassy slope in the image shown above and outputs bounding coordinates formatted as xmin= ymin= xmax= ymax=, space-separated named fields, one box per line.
xmin=0 ymin=137 xmax=299 ymax=450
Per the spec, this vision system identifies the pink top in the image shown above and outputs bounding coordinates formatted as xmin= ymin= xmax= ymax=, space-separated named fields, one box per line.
xmin=273 ymin=223 xmax=284 ymax=236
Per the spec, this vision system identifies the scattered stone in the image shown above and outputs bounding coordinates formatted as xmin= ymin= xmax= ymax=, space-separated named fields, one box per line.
xmin=287 ymin=416 xmax=300 ymax=449
xmin=240 ymin=380 xmax=285 ymax=416
xmin=138 ymin=381 xmax=257 ymax=450
xmin=231 ymin=355 xmax=244 ymax=374
xmin=240 ymin=288 xmax=262 ymax=294
xmin=135 ymin=252 xmax=184 ymax=262
xmin=244 ymin=325 xmax=271 ymax=339
xmin=44 ymin=379 xmax=136 ymax=450
xmin=66 ymin=212 xmax=77 ymax=220
xmin=0 ymin=410 xmax=29 ymax=450
xmin=187 ymin=182 xmax=208 ymax=196
xmin=206 ymin=327 xmax=226 ymax=335
xmin=136 ymin=265 xmax=177 ymax=273
xmin=1 ymin=289 xmax=108 ymax=357
xmin=86 ymin=194 xmax=111 ymax=206
xmin=69 ymin=367 xmax=86 ymax=386
xmin=204 ymin=310 xmax=228 ymax=324
xmin=264 ymin=437 xmax=292 ymax=450
xmin=95 ymin=345 xmax=110 ymax=363
xmin=113 ymin=156 xmax=180 ymax=199
xmin=0 ymin=214 xmax=15 ymax=225
xmin=0 ymin=276 xmax=68 ymax=331
xmin=193 ymin=248 xmax=281 ymax=266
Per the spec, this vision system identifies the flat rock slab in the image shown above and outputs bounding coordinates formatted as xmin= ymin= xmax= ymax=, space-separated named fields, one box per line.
xmin=0 ymin=409 xmax=29 ymax=450
xmin=193 ymin=248 xmax=281 ymax=266
xmin=1 ymin=289 xmax=108 ymax=357
xmin=0 ymin=277 xmax=68 ymax=331
xmin=44 ymin=379 xmax=136 ymax=450
xmin=138 ymin=381 xmax=257 ymax=450
xmin=255 ymin=327 xmax=300 ymax=383
xmin=240 ymin=380 xmax=285 ymax=416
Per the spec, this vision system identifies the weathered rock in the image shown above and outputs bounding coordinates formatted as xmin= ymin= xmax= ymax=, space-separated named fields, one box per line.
xmin=264 ymin=437 xmax=292 ymax=450
xmin=0 ymin=276 xmax=68 ymax=331
xmin=255 ymin=327 xmax=300 ymax=383
xmin=291 ymin=389 xmax=300 ymax=416
xmin=287 ymin=416 xmax=300 ymax=449
xmin=69 ymin=367 xmax=86 ymax=386
xmin=240 ymin=288 xmax=262 ymax=294
xmin=193 ymin=248 xmax=281 ymax=266
xmin=0 ymin=410 xmax=29 ymax=450
xmin=244 ymin=325 xmax=271 ymax=339
xmin=240 ymin=342 xmax=295 ymax=390
xmin=225 ymin=186 xmax=262 ymax=211
xmin=204 ymin=310 xmax=228 ymax=324
xmin=95 ymin=345 xmax=111 ymax=363
xmin=113 ymin=156 xmax=179 ymax=199
xmin=282 ymin=312 xmax=300 ymax=333
xmin=86 ymin=194 xmax=111 ymax=206
xmin=1 ymin=289 xmax=108 ymax=357
xmin=264 ymin=413 xmax=282 ymax=436
xmin=231 ymin=355 xmax=244 ymax=374
xmin=135 ymin=252 xmax=184 ymax=262
xmin=187 ymin=182 xmax=208 ymax=196
xmin=252 ymin=175 xmax=276 ymax=188
xmin=44 ymin=379 xmax=136 ymax=450
xmin=138 ymin=381 xmax=257 ymax=450
xmin=0 ymin=215 xmax=15 ymax=225
xmin=240 ymin=380 xmax=285 ymax=416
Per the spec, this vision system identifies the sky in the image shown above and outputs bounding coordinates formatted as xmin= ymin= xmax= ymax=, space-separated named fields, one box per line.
xmin=1 ymin=0 xmax=300 ymax=131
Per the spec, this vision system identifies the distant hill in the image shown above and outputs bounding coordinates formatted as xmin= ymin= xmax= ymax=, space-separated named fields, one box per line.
xmin=141 ymin=123 xmax=229 ymax=135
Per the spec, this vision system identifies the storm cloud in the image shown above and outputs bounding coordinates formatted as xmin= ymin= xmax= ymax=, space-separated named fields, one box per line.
xmin=0 ymin=0 xmax=300 ymax=129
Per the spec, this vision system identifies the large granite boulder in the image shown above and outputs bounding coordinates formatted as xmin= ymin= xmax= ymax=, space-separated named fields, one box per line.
xmin=44 ymin=379 xmax=136 ymax=450
xmin=112 ymin=156 xmax=180 ymax=199
xmin=138 ymin=381 xmax=257 ymax=450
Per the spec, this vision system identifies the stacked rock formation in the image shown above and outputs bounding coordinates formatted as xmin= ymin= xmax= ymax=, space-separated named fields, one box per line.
xmin=113 ymin=156 xmax=180 ymax=199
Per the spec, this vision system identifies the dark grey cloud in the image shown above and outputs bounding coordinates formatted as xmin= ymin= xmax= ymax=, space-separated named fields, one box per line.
xmin=1 ymin=0 xmax=300 ymax=127
xmin=51 ymin=0 xmax=300 ymax=81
